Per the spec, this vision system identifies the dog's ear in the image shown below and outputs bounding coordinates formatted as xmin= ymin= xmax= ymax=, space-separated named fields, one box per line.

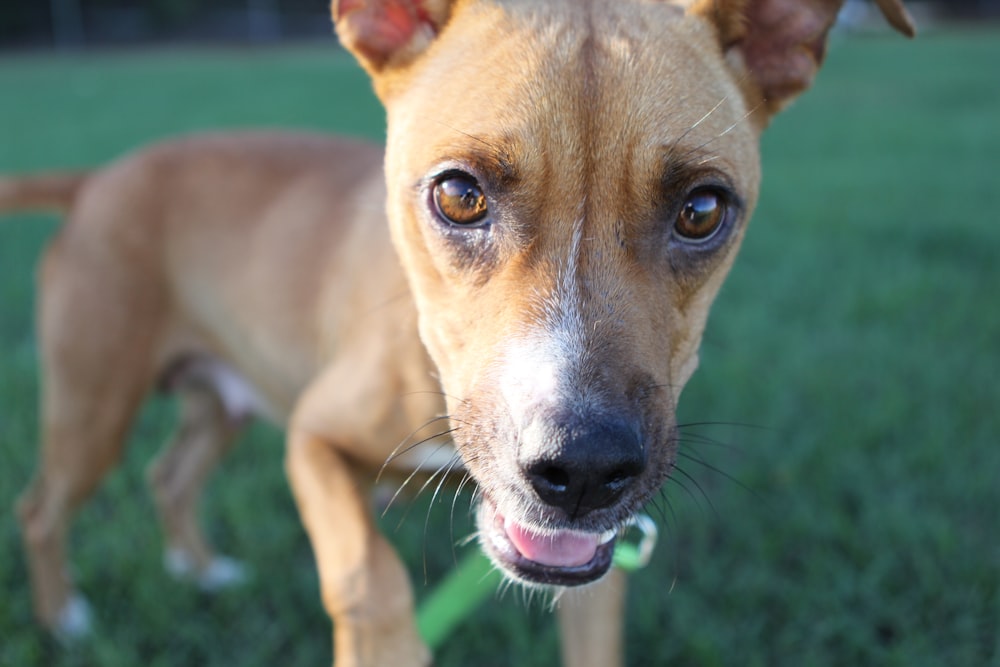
xmin=332 ymin=0 xmax=454 ymax=93
xmin=690 ymin=0 xmax=915 ymax=121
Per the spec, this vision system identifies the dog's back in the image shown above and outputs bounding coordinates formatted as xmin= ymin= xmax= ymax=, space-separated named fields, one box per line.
xmin=4 ymin=132 xmax=398 ymax=419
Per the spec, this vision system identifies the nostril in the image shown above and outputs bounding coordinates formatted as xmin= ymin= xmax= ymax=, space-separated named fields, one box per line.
xmin=530 ymin=465 xmax=570 ymax=493
xmin=606 ymin=470 xmax=630 ymax=489
xmin=606 ymin=462 xmax=642 ymax=487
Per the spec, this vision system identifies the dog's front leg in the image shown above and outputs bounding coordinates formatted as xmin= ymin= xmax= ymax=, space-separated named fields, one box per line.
xmin=557 ymin=569 xmax=627 ymax=667
xmin=286 ymin=429 xmax=429 ymax=667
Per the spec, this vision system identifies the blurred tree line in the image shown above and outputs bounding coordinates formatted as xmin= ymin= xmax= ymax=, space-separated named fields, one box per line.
xmin=0 ymin=0 xmax=333 ymax=48
xmin=1 ymin=0 xmax=999 ymax=50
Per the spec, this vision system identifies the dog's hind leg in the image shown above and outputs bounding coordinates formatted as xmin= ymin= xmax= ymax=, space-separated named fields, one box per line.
xmin=147 ymin=372 xmax=249 ymax=591
xmin=16 ymin=240 xmax=161 ymax=640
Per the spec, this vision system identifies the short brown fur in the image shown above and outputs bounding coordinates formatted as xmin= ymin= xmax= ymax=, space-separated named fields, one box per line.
xmin=6 ymin=1 xmax=913 ymax=665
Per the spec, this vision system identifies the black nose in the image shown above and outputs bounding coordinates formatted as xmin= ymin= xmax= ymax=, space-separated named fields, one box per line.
xmin=519 ymin=414 xmax=645 ymax=518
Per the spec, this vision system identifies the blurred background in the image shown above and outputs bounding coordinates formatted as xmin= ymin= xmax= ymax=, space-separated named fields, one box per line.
xmin=1 ymin=1 xmax=998 ymax=666
xmin=0 ymin=0 xmax=998 ymax=50
xmin=1 ymin=0 xmax=330 ymax=49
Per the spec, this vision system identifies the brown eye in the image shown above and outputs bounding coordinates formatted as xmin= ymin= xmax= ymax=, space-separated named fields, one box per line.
xmin=433 ymin=173 xmax=488 ymax=226
xmin=675 ymin=189 xmax=726 ymax=241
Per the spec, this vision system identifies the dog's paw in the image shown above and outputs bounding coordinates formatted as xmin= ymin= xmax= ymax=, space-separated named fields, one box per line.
xmin=53 ymin=593 xmax=93 ymax=643
xmin=165 ymin=548 xmax=249 ymax=592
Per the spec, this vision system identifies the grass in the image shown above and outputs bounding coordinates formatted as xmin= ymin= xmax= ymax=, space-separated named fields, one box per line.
xmin=1 ymin=28 xmax=999 ymax=667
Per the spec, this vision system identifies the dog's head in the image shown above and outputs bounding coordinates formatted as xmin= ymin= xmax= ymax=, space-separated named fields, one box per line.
xmin=333 ymin=0 xmax=913 ymax=586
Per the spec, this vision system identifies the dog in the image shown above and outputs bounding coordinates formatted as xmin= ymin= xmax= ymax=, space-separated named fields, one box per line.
xmin=2 ymin=1 xmax=914 ymax=665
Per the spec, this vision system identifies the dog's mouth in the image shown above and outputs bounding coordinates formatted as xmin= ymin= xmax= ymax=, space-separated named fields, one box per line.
xmin=477 ymin=497 xmax=617 ymax=586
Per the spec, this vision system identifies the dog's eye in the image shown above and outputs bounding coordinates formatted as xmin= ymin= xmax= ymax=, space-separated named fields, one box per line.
xmin=433 ymin=172 xmax=488 ymax=226
xmin=675 ymin=189 xmax=726 ymax=242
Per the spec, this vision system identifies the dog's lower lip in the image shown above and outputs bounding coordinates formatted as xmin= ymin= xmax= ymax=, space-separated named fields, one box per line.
xmin=477 ymin=499 xmax=616 ymax=586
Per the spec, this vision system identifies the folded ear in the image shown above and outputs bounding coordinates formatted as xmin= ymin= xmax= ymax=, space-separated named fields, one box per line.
xmin=690 ymin=0 xmax=915 ymax=121
xmin=332 ymin=0 xmax=455 ymax=90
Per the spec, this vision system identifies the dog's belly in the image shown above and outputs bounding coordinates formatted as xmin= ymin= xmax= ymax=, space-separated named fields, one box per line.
xmin=161 ymin=348 xmax=458 ymax=476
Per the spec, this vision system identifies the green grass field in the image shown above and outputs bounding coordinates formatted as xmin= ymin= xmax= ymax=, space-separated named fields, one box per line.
xmin=1 ymin=28 xmax=998 ymax=667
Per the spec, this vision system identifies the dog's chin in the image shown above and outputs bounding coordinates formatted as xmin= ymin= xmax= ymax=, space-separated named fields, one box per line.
xmin=476 ymin=497 xmax=617 ymax=587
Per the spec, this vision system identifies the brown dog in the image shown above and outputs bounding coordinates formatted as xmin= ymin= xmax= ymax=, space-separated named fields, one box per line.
xmin=3 ymin=1 xmax=914 ymax=665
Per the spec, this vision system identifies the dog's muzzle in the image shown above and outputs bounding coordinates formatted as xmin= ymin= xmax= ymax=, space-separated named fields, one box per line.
xmin=477 ymin=411 xmax=646 ymax=585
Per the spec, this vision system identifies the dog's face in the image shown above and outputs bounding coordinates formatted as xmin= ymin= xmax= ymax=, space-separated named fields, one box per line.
xmin=383 ymin=4 xmax=759 ymax=585
xmin=334 ymin=0 xmax=913 ymax=585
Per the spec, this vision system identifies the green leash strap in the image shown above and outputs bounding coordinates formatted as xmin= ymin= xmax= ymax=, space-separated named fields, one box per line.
xmin=416 ymin=514 xmax=658 ymax=650
xmin=416 ymin=549 xmax=501 ymax=650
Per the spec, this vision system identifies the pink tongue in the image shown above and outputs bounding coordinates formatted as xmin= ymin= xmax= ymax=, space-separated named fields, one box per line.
xmin=504 ymin=519 xmax=600 ymax=568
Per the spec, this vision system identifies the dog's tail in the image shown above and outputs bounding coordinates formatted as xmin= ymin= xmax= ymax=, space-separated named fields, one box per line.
xmin=0 ymin=171 xmax=88 ymax=215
